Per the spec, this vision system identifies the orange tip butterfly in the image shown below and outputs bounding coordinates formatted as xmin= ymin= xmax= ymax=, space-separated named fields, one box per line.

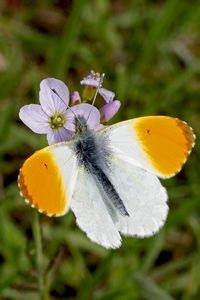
xmin=18 ymin=115 xmax=195 ymax=249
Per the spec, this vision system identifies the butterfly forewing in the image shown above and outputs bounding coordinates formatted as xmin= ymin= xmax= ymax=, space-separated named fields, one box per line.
xmin=18 ymin=144 xmax=78 ymax=216
xmin=101 ymin=116 xmax=195 ymax=178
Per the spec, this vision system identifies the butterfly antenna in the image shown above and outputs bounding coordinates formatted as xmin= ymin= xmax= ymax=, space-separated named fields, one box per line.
xmin=86 ymin=73 xmax=105 ymax=122
xmin=51 ymin=88 xmax=77 ymax=118
xmin=50 ymin=88 xmax=85 ymax=130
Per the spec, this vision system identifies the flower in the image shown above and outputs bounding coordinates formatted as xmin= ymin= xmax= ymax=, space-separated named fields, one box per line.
xmin=80 ymin=70 xmax=121 ymax=121
xmin=80 ymin=70 xmax=115 ymax=103
xmin=19 ymin=73 xmax=121 ymax=144
xmin=19 ymin=78 xmax=102 ymax=145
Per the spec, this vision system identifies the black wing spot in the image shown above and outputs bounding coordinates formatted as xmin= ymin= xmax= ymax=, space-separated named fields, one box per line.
xmin=44 ymin=163 xmax=48 ymax=169
xmin=147 ymin=129 xmax=151 ymax=135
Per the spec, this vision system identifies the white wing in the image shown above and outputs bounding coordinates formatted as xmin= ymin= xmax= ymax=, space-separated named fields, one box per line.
xmin=104 ymin=156 xmax=168 ymax=237
xmin=70 ymin=166 xmax=122 ymax=249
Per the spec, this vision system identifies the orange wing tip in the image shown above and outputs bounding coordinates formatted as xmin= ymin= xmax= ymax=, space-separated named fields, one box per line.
xmin=175 ymin=119 xmax=196 ymax=161
xmin=18 ymin=168 xmax=68 ymax=217
xmin=162 ymin=125 xmax=195 ymax=178
xmin=133 ymin=116 xmax=196 ymax=178
xmin=18 ymin=149 xmax=70 ymax=217
xmin=177 ymin=119 xmax=196 ymax=147
xmin=18 ymin=172 xmax=48 ymax=215
xmin=20 ymin=193 xmax=66 ymax=217
xmin=165 ymin=121 xmax=196 ymax=176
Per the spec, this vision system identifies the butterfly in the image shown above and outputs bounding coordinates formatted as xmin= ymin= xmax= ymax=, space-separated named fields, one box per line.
xmin=18 ymin=115 xmax=195 ymax=249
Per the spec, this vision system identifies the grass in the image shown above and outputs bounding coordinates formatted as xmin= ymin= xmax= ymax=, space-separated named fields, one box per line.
xmin=0 ymin=0 xmax=200 ymax=299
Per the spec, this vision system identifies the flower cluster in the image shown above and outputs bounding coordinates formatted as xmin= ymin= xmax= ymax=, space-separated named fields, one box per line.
xmin=19 ymin=71 xmax=121 ymax=145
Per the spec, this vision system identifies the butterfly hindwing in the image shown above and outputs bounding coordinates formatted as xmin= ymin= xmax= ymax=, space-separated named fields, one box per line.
xmin=71 ymin=166 xmax=122 ymax=249
xmin=71 ymin=155 xmax=168 ymax=248
xmin=104 ymin=156 xmax=168 ymax=237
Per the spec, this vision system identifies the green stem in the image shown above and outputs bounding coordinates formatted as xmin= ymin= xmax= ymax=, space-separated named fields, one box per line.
xmin=33 ymin=212 xmax=48 ymax=300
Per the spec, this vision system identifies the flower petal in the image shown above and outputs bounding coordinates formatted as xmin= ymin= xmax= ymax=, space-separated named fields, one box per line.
xmin=69 ymin=103 xmax=102 ymax=130
xmin=47 ymin=127 xmax=74 ymax=144
xmin=80 ymin=78 xmax=99 ymax=87
xmin=80 ymin=70 xmax=102 ymax=87
xmin=99 ymin=100 xmax=121 ymax=122
xmin=19 ymin=104 xmax=49 ymax=133
xmin=63 ymin=110 xmax=76 ymax=132
xmin=39 ymin=78 xmax=69 ymax=115
xmin=99 ymin=88 xmax=115 ymax=103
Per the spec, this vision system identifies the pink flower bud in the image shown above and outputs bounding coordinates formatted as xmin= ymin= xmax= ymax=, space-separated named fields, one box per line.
xmin=70 ymin=91 xmax=81 ymax=105
xmin=100 ymin=100 xmax=121 ymax=122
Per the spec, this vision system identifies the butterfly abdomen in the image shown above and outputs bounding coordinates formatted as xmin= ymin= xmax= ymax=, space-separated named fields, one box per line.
xmin=91 ymin=165 xmax=129 ymax=216
xmin=74 ymin=127 xmax=129 ymax=216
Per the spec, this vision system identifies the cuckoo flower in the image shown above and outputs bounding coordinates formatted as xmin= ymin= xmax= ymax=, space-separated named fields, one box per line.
xmin=19 ymin=78 xmax=102 ymax=145
xmin=80 ymin=70 xmax=121 ymax=122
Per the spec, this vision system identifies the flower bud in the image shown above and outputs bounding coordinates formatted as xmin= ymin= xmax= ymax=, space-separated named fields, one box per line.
xmin=100 ymin=100 xmax=121 ymax=122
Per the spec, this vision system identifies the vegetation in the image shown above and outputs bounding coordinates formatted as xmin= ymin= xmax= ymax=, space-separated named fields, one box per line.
xmin=0 ymin=0 xmax=199 ymax=299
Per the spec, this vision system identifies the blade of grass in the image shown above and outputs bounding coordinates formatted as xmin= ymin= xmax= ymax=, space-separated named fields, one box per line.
xmin=134 ymin=272 xmax=174 ymax=300
xmin=50 ymin=0 xmax=85 ymax=78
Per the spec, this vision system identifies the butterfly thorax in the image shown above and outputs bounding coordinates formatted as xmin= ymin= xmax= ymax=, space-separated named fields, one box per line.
xmin=74 ymin=115 xmax=109 ymax=170
xmin=74 ymin=115 xmax=88 ymax=136
xmin=74 ymin=116 xmax=129 ymax=216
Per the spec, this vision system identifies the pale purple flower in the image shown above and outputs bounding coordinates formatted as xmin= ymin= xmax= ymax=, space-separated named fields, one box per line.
xmin=100 ymin=100 xmax=121 ymax=122
xmin=81 ymin=71 xmax=121 ymax=121
xmin=19 ymin=78 xmax=102 ymax=145
xmin=80 ymin=70 xmax=115 ymax=104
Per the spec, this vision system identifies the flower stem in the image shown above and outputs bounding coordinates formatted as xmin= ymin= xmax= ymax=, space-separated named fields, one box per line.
xmin=33 ymin=211 xmax=48 ymax=300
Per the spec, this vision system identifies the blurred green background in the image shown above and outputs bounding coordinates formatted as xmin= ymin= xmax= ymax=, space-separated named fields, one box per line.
xmin=0 ymin=0 xmax=200 ymax=299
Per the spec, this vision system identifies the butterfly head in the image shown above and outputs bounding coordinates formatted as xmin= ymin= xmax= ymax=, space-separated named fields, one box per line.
xmin=75 ymin=115 xmax=89 ymax=136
